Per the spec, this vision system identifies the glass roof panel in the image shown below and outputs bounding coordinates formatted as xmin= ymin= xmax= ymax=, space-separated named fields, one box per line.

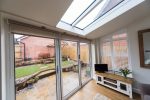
xmin=98 ymin=0 xmax=124 ymax=17
xmin=61 ymin=0 xmax=95 ymax=24
xmin=75 ymin=0 xmax=107 ymax=29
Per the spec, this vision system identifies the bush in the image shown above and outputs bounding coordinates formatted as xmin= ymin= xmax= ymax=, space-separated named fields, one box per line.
xmin=15 ymin=62 xmax=23 ymax=67
xmin=27 ymin=78 xmax=35 ymax=84
xmin=38 ymin=53 xmax=50 ymax=59
xmin=33 ymin=60 xmax=43 ymax=64
xmin=27 ymin=76 xmax=39 ymax=85
xmin=24 ymin=57 xmax=32 ymax=61
xmin=62 ymin=56 xmax=68 ymax=61
xmin=34 ymin=76 xmax=39 ymax=82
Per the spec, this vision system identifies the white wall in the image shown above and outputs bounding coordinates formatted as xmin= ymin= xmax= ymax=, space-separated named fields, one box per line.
xmin=127 ymin=14 xmax=150 ymax=93
xmin=127 ymin=15 xmax=150 ymax=84
xmin=127 ymin=16 xmax=150 ymax=84
xmin=97 ymin=14 xmax=150 ymax=93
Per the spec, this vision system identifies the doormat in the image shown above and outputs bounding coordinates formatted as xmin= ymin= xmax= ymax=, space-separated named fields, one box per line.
xmin=93 ymin=93 xmax=111 ymax=100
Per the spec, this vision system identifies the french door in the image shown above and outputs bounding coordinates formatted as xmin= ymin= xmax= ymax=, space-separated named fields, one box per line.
xmin=80 ymin=43 xmax=91 ymax=84
xmin=61 ymin=40 xmax=80 ymax=98
xmin=13 ymin=33 xmax=91 ymax=100
xmin=14 ymin=34 xmax=58 ymax=100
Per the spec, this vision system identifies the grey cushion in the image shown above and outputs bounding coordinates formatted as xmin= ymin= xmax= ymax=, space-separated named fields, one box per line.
xmin=139 ymin=84 xmax=150 ymax=100
xmin=144 ymin=95 xmax=150 ymax=100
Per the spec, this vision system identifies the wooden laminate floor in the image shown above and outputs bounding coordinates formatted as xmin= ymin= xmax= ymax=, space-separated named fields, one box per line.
xmin=69 ymin=80 xmax=141 ymax=100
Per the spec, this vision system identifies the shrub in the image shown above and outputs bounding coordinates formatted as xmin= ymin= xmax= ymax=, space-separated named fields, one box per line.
xmin=27 ymin=78 xmax=35 ymax=84
xmin=38 ymin=53 xmax=50 ymax=59
xmin=34 ymin=60 xmax=43 ymax=64
xmin=62 ymin=56 xmax=68 ymax=61
xmin=24 ymin=57 xmax=32 ymax=61
xmin=15 ymin=62 xmax=23 ymax=67
xmin=34 ymin=76 xmax=39 ymax=83
xmin=27 ymin=76 xmax=39 ymax=85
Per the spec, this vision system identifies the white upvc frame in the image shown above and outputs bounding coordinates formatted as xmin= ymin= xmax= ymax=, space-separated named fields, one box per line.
xmin=1 ymin=18 xmax=16 ymax=100
xmin=55 ymin=37 xmax=63 ymax=100
xmin=57 ymin=0 xmax=145 ymax=35
xmin=72 ymin=0 xmax=104 ymax=26
xmin=62 ymin=40 xmax=93 ymax=100
xmin=79 ymin=42 xmax=92 ymax=85
xmin=60 ymin=39 xmax=80 ymax=100
xmin=0 ymin=13 xmax=2 ymax=100
xmin=1 ymin=18 xmax=93 ymax=100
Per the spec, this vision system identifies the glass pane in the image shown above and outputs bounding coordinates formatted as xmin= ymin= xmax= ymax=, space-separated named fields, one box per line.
xmin=101 ymin=42 xmax=112 ymax=68
xmin=99 ymin=0 xmax=124 ymax=16
xmin=119 ymin=33 xmax=127 ymax=38
xmin=61 ymin=0 xmax=95 ymax=24
xmin=112 ymin=34 xmax=119 ymax=39
xmin=75 ymin=0 xmax=107 ymax=29
xmin=61 ymin=40 xmax=79 ymax=96
xmin=113 ymin=33 xmax=127 ymax=39
xmin=113 ymin=40 xmax=128 ymax=68
xmin=80 ymin=43 xmax=91 ymax=83
xmin=14 ymin=34 xmax=57 ymax=100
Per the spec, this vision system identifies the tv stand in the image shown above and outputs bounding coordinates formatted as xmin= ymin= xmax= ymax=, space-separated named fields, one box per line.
xmin=96 ymin=72 xmax=133 ymax=98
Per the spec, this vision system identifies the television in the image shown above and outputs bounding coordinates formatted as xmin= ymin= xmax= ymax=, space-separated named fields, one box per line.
xmin=95 ymin=64 xmax=108 ymax=72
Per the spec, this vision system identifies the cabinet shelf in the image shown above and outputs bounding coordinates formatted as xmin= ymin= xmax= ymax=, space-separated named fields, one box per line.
xmin=104 ymin=81 xmax=117 ymax=88
xmin=96 ymin=72 xmax=133 ymax=98
xmin=103 ymin=80 xmax=117 ymax=85
xmin=104 ymin=77 xmax=117 ymax=84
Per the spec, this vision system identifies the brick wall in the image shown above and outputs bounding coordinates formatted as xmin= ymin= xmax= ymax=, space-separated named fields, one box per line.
xmin=20 ymin=36 xmax=55 ymax=60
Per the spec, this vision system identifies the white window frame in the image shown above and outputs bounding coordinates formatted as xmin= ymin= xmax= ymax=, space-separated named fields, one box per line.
xmin=57 ymin=0 xmax=145 ymax=35
xmin=100 ymin=29 xmax=132 ymax=72
xmin=101 ymin=41 xmax=113 ymax=68
xmin=1 ymin=18 xmax=93 ymax=100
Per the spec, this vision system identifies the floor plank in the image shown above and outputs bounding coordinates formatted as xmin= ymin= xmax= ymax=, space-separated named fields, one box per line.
xmin=69 ymin=80 xmax=141 ymax=100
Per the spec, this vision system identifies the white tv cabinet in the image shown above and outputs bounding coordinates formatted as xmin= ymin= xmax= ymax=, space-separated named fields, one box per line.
xmin=96 ymin=72 xmax=133 ymax=98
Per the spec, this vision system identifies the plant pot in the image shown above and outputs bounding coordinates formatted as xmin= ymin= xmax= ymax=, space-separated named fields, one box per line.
xmin=27 ymin=83 xmax=33 ymax=89
xmin=123 ymin=73 xmax=127 ymax=78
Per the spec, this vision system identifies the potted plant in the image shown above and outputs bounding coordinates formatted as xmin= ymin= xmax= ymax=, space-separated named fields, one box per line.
xmin=34 ymin=76 xmax=39 ymax=83
xmin=120 ymin=67 xmax=132 ymax=78
xmin=86 ymin=67 xmax=91 ymax=77
xmin=27 ymin=78 xmax=35 ymax=89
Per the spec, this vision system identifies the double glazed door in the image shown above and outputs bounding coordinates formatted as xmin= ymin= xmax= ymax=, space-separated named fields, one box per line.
xmin=61 ymin=40 xmax=79 ymax=98
xmin=14 ymin=34 xmax=91 ymax=100
xmin=61 ymin=41 xmax=91 ymax=98
xmin=14 ymin=34 xmax=57 ymax=100
xmin=80 ymin=43 xmax=91 ymax=84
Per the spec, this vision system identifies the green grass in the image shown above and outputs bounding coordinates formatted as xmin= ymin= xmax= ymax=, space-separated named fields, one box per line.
xmin=15 ymin=61 xmax=74 ymax=78
xmin=61 ymin=60 xmax=74 ymax=67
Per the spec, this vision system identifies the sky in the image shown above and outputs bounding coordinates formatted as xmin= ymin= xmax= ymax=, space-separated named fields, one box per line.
xmin=61 ymin=0 xmax=107 ymax=29
xmin=14 ymin=34 xmax=23 ymax=39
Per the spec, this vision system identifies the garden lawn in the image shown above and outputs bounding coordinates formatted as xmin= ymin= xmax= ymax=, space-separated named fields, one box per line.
xmin=15 ymin=61 xmax=74 ymax=78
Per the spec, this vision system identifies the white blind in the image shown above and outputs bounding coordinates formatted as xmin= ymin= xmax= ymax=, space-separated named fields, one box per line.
xmin=8 ymin=19 xmax=91 ymax=43
xmin=100 ymin=32 xmax=129 ymax=69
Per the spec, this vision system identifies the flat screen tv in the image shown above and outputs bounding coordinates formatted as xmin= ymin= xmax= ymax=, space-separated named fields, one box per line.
xmin=95 ymin=64 xmax=108 ymax=72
